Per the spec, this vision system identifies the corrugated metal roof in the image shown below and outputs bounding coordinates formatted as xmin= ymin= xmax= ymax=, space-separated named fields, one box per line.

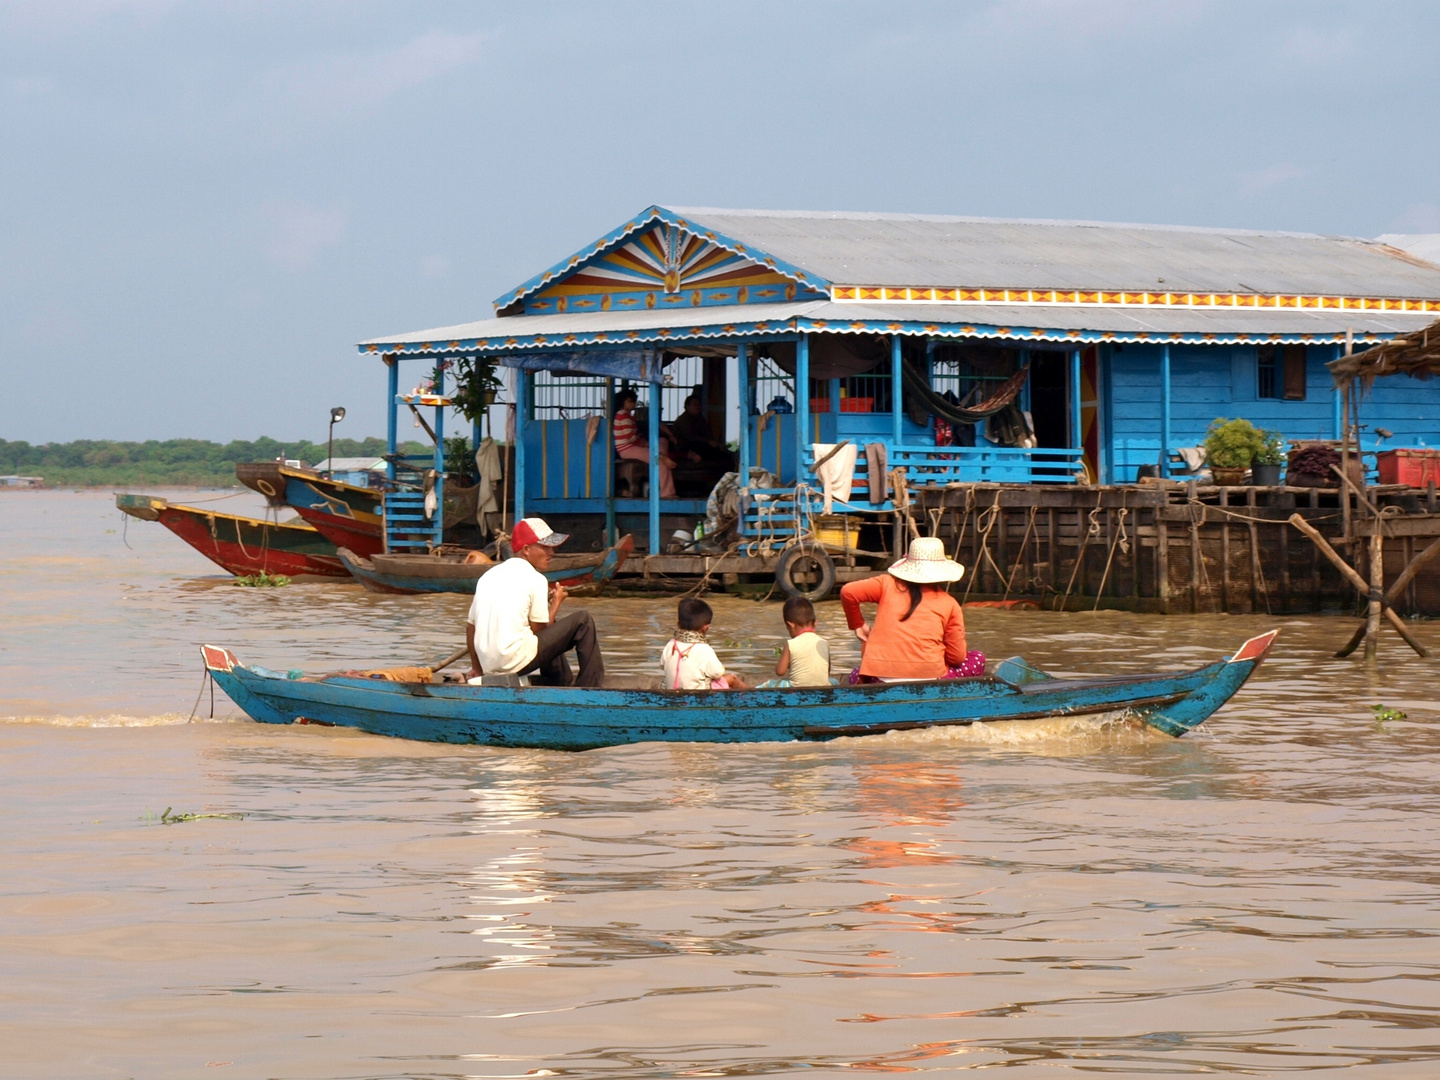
xmin=1375 ymin=234 xmax=1440 ymax=267
xmin=359 ymin=302 xmax=820 ymax=348
xmin=665 ymin=207 xmax=1440 ymax=299
xmin=357 ymin=300 xmax=1430 ymax=358
xmin=811 ymin=303 xmax=1431 ymax=337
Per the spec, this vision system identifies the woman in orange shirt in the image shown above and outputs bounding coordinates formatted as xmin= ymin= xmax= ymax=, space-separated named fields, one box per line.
xmin=839 ymin=536 xmax=985 ymax=682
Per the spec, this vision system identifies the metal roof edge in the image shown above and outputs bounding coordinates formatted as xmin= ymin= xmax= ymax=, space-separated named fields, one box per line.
xmin=666 ymin=205 xmax=1365 ymax=243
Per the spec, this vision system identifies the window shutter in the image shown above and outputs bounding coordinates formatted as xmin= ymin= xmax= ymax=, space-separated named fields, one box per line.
xmin=1282 ymin=345 xmax=1307 ymax=400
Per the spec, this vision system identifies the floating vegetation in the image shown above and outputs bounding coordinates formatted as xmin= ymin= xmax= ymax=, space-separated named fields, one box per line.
xmin=233 ymin=572 xmax=290 ymax=588
xmin=1372 ymin=704 xmax=1408 ymax=724
xmin=143 ymin=806 xmax=245 ymax=825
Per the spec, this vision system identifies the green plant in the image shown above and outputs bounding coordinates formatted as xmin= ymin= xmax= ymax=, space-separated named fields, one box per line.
xmin=233 ymin=572 xmax=290 ymax=587
xmin=1372 ymin=704 xmax=1407 ymax=723
xmin=453 ymin=357 xmax=505 ymax=422
xmin=1203 ymin=418 xmax=1266 ymax=469
xmin=143 ymin=806 xmax=245 ymax=825
xmin=1254 ymin=429 xmax=1286 ymax=466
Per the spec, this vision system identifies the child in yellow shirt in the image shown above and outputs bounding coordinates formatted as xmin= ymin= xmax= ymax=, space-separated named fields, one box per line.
xmin=768 ymin=596 xmax=833 ymax=687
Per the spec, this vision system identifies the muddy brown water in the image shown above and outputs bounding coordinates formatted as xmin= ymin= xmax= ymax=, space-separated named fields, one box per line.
xmin=3 ymin=490 xmax=1440 ymax=1078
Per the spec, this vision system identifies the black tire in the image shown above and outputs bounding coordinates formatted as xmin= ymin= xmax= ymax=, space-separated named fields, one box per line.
xmin=775 ymin=545 xmax=836 ymax=600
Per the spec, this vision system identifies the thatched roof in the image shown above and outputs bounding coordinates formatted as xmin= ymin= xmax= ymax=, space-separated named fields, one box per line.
xmin=1328 ymin=317 xmax=1440 ymax=389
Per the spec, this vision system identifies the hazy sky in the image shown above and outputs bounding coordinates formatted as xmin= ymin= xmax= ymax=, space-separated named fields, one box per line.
xmin=3 ymin=0 xmax=1438 ymax=443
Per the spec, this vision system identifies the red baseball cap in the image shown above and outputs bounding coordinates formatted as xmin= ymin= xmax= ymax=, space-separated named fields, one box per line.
xmin=511 ymin=517 xmax=569 ymax=551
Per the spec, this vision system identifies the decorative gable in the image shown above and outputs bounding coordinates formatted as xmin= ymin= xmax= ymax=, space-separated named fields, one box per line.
xmin=523 ymin=222 xmax=825 ymax=315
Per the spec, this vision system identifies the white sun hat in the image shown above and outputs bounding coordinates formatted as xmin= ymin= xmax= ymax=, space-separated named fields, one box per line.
xmin=888 ymin=536 xmax=965 ymax=584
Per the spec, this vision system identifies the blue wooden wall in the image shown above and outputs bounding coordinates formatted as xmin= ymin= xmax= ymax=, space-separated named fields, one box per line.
xmin=1101 ymin=343 xmax=1440 ymax=483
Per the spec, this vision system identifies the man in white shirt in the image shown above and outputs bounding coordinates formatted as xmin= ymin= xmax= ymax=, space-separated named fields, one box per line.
xmin=465 ymin=517 xmax=604 ymax=687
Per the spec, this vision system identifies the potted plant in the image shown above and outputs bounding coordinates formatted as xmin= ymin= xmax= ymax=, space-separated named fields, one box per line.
xmin=1251 ymin=429 xmax=1285 ymax=487
xmin=453 ymin=357 xmax=505 ymax=420
xmin=1203 ymin=417 xmax=1264 ymax=485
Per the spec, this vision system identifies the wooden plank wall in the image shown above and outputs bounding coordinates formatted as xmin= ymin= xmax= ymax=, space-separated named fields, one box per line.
xmin=909 ymin=484 xmax=1440 ymax=616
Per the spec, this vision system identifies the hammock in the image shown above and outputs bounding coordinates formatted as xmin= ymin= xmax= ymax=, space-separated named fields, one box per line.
xmin=901 ymin=361 xmax=1030 ymax=424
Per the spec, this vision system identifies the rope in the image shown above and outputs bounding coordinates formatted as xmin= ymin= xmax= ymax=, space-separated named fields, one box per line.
xmin=1002 ymin=504 xmax=1038 ymax=601
xmin=951 ymin=487 xmax=975 ymax=562
xmin=963 ymin=489 xmax=1007 ymax=602
xmin=1054 ymin=488 xmax=1105 ymax=610
xmin=1091 ymin=493 xmax=1129 ymax=611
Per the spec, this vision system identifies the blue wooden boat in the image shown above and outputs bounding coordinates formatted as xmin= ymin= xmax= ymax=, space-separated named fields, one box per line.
xmin=199 ymin=630 xmax=1276 ymax=749
xmin=334 ymin=534 xmax=634 ymax=595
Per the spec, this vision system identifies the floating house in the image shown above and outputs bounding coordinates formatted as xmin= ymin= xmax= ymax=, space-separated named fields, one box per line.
xmin=358 ymin=207 xmax=1440 ymax=612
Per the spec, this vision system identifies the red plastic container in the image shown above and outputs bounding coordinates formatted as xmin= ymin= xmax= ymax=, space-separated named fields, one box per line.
xmin=1376 ymin=448 xmax=1440 ymax=487
xmin=809 ymin=397 xmax=831 ymax=414
xmin=840 ymin=397 xmax=875 ymax=413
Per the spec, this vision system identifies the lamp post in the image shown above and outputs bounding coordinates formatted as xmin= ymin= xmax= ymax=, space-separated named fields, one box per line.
xmin=327 ymin=406 xmax=346 ymax=478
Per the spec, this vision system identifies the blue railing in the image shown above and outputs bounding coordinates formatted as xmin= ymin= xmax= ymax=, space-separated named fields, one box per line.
xmin=739 ymin=445 xmax=1085 ymax=542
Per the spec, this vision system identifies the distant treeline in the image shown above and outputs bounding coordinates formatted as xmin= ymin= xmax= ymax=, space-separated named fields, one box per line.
xmin=0 ymin=437 xmax=431 ymax=487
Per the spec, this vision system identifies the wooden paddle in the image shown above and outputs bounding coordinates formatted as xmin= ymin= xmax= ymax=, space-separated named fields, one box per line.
xmin=430 ymin=646 xmax=469 ymax=672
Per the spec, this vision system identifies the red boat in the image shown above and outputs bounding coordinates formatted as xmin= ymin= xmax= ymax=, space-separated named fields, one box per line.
xmin=115 ymin=494 xmax=349 ymax=578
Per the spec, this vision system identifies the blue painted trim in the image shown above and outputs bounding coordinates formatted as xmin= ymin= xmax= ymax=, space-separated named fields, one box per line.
xmin=1070 ymin=348 xmax=1082 ymax=468
xmin=891 ymin=334 xmax=904 ymax=445
xmin=515 ymin=372 xmax=529 ymax=523
xmin=433 ymin=393 xmax=445 ymax=548
xmin=1332 ymin=343 xmax=1344 ymax=439
xmin=648 ymin=379 xmax=661 ymax=555
xmin=524 ymin=284 xmax=826 ymax=315
xmin=385 ymin=358 xmax=398 ymax=483
xmin=358 ymin=316 xmax=1400 ymax=362
xmin=796 ymin=335 xmax=810 ymax=486
xmin=737 ymin=343 xmax=750 ymax=479
xmin=492 ymin=206 xmax=833 ymax=313
xmin=1160 ymin=344 xmax=1172 ymax=479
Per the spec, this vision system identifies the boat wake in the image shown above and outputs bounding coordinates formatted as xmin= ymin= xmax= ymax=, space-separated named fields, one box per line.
xmin=0 ymin=712 xmax=243 ymax=728
xmin=855 ymin=708 xmax=1157 ymax=746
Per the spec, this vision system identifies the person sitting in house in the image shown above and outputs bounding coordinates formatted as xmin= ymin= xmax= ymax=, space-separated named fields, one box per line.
xmin=613 ymin=388 xmax=676 ymax=498
xmin=665 ymin=393 xmax=733 ymax=468
xmin=465 ymin=517 xmax=604 ymax=687
xmin=838 ymin=536 xmax=985 ymax=683
xmin=661 ymin=598 xmax=751 ymax=690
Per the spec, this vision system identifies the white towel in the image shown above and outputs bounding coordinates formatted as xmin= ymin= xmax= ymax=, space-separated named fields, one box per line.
xmin=473 ymin=437 xmax=504 ymax=519
xmin=811 ymin=442 xmax=858 ymax=513
xmin=1176 ymin=446 xmax=1207 ymax=472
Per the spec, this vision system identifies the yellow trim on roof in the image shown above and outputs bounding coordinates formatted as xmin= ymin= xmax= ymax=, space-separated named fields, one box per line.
xmin=830 ymin=286 xmax=1440 ymax=312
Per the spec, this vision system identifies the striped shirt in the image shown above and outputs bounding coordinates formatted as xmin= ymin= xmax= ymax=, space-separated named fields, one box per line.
xmin=613 ymin=410 xmax=640 ymax=451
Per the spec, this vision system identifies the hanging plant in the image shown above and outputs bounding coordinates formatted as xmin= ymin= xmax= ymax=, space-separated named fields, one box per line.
xmin=452 ymin=357 xmax=505 ymax=422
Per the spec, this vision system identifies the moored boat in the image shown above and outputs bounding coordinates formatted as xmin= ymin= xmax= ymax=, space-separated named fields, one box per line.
xmin=335 ymin=534 xmax=635 ymax=595
xmin=200 ymin=629 xmax=1277 ymax=749
xmin=116 ymin=494 xmax=348 ymax=578
xmin=274 ymin=466 xmax=386 ymax=557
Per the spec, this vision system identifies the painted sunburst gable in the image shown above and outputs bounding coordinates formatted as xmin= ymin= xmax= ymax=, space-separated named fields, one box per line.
xmin=496 ymin=206 xmax=831 ymax=316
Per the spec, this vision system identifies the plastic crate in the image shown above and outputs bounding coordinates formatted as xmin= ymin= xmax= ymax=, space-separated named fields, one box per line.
xmin=1376 ymin=448 xmax=1440 ymax=487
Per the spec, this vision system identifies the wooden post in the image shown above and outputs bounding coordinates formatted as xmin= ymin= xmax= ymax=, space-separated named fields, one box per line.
xmin=1289 ymin=514 xmax=1431 ymax=659
xmin=1278 ymin=517 xmax=1291 ymax=615
xmin=1047 ymin=507 xmax=1058 ymax=594
xmin=1340 ymin=382 xmax=1353 ymax=547
xmin=1365 ymin=529 xmax=1384 ymax=660
xmin=1246 ymin=487 xmax=1262 ymax=613
xmin=1156 ymin=499 xmax=1171 ymax=614
xmin=1219 ymin=488 xmax=1232 ymax=612
xmin=1188 ymin=480 xmax=1202 ymax=613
